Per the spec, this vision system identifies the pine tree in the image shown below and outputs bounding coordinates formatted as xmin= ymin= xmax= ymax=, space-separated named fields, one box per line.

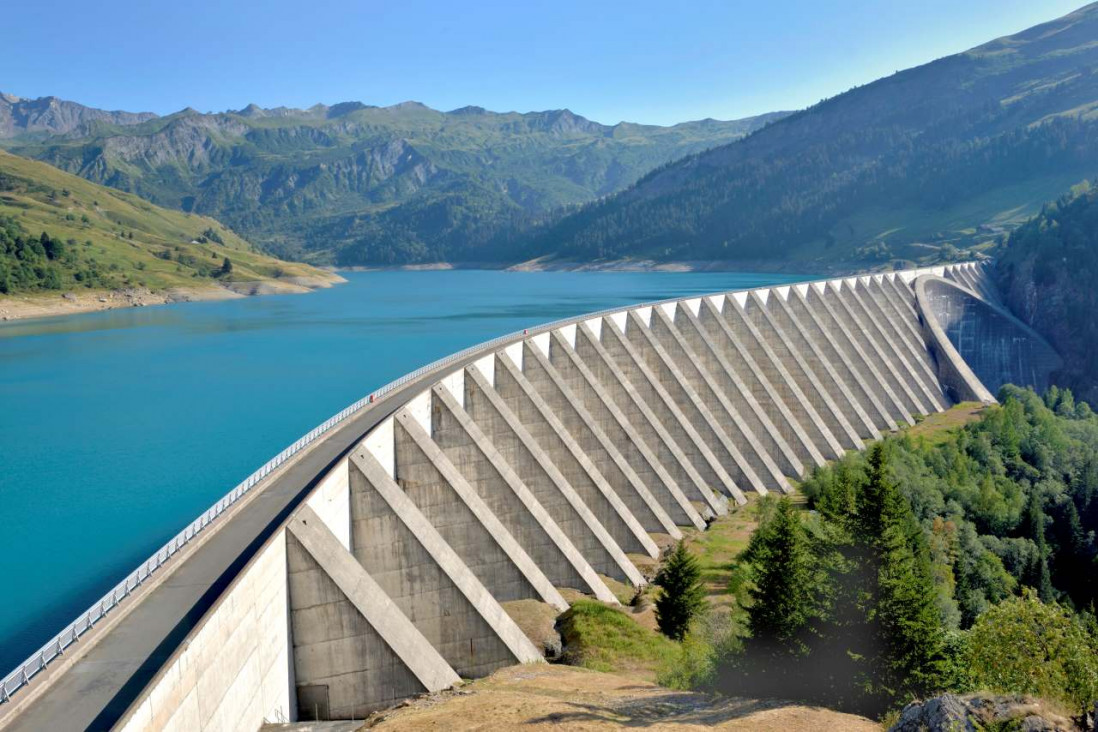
xmin=855 ymin=443 xmax=892 ymax=544
xmin=744 ymin=498 xmax=817 ymax=653
xmin=654 ymin=541 xmax=706 ymax=641
xmin=813 ymin=461 xmax=858 ymax=530
xmin=1021 ymin=492 xmax=1055 ymax=602
xmin=874 ymin=487 xmax=947 ymax=697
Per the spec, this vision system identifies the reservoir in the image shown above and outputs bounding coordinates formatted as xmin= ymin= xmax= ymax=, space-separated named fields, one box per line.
xmin=0 ymin=269 xmax=806 ymax=674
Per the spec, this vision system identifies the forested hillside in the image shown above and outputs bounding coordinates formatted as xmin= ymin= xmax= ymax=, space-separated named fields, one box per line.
xmin=1 ymin=99 xmax=783 ymax=265
xmin=720 ymin=388 xmax=1098 ymax=716
xmin=522 ymin=4 xmax=1098 ymax=269
xmin=997 ymin=183 xmax=1098 ymax=406
xmin=0 ymin=149 xmax=333 ymax=295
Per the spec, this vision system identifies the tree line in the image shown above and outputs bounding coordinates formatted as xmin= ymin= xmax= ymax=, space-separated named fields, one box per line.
xmin=711 ymin=386 xmax=1098 ymax=716
xmin=998 ymin=184 xmax=1098 ymax=406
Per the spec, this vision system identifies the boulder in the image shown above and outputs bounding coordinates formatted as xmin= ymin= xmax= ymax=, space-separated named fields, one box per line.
xmin=891 ymin=694 xmax=974 ymax=732
xmin=890 ymin=694 xmax=1080 ymax=732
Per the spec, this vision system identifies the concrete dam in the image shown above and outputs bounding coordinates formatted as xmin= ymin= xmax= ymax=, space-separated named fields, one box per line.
xmin=0 ymin=261 xmax=1061 ymax=732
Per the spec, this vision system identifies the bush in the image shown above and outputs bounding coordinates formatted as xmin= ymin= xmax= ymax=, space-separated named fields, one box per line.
xmin=966 ymin=589 xmax=1098 ymax=711
xmin=557 ymin=600 xmax=678 ymax=674
xmin=657 ymin=610 xmax=744 ymax=690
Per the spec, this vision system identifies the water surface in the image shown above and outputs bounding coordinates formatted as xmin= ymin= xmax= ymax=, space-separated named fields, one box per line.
xmin=0 ymin=269 xmax=808 ymax=673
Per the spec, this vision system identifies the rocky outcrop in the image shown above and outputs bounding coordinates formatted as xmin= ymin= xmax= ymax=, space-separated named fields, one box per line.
xmin=0 ymin=93 xmax=155 ymax=139
xmin=890 ymin=694 xmax=1085 ymax=732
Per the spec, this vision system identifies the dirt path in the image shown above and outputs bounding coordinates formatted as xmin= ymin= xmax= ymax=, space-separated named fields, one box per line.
xmin=364 ymin=665 xmax=878 ymax=731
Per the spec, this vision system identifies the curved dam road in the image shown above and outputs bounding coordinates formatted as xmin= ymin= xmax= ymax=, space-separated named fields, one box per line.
xmin=0 ymin=355 xmax=488 ymax=732
xmin=2 ymin=261 xmax=1052 ymax=732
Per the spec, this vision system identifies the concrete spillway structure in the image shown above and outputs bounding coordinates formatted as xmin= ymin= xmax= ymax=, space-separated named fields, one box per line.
xmin=915 ymin=275 xmax=1062 ymax=403
xmin=0 ymin=261 xmax=1057 ymax=732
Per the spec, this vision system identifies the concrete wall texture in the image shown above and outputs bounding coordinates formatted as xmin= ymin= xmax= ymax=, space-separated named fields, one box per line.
xmin=115 ymin=532 xmax=295 ymax=732
xmin=17 ymin=261 xmax=1060 ymax=732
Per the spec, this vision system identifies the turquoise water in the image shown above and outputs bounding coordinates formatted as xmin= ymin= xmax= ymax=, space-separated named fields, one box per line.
xmin=0 ymin=269 xmax=807 ymax=675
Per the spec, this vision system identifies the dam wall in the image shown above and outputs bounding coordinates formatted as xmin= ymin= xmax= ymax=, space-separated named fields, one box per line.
xmin=915 ymin=274 xmax=1062 ymax=402
xmin=0 ymin=260 xmax=1057 ymax=732
xmin=115 ymin=533 xmax=294 ymax=732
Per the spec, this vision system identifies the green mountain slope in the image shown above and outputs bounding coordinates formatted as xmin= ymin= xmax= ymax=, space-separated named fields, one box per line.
xmin=523 ymin=3 xmax=1098 ymax=269
xmin=997 ymin=181 xmax=1098 ymax=404
xmin=2 ymin=101 xmax=786 ymax=265
xmin=0 ymin=149 xmax=336 ymax=295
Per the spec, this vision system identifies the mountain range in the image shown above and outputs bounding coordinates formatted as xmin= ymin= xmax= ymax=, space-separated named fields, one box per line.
xmin=0 ymin=96 xmax=784 ymax=265
xmin=0 ymin=92 xmax=156 ymax=139
xmin=5 ymin=4 xmax=1098 ymax=271
xmin=523 ymin=3 xmax=1098 ymax=268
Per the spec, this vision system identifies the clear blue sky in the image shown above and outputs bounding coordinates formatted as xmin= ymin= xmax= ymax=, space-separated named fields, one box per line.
xmin=4 ymin=0 xmax=1086 ymax=125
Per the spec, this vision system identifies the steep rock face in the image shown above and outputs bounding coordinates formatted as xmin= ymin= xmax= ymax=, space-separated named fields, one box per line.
xmin=0 ymin=93 xmax=155 ymax=139
xmin=998 ymin=260 xmax=1098 ymax=404
xmin=5 ymin=99 xmax=785 ymax=263
xmin=101 ymin=114 xmax=250 ymax=168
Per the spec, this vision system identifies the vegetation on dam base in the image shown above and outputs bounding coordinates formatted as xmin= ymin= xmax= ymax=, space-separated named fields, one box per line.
xmin=727 ymin=386 xmax=1098 ymax=719
xmin=495 ymin=390 xmax=1098 ymax=728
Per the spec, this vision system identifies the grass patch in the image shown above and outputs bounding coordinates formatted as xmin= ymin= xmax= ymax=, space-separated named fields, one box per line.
xmin=557 ymin=600 xmax=679 ymax=676
xmin=681 ymin=497 xmax=803 ymax=608
xmin=905 ymin=401 xmax=987 ymax=446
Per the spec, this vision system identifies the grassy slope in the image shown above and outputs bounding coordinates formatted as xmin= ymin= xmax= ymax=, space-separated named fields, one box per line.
xmin=0 ymin=149 xmax=333 ymax=293
xmin=526 ymin=4 xmax=1098 ymax=269
xmin=905 ymin=402 xmax=988 ymax=446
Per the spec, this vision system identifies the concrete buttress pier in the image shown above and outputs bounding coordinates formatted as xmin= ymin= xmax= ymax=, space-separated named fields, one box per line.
xmin=1 ymin=261 xmax=1058 ymax=732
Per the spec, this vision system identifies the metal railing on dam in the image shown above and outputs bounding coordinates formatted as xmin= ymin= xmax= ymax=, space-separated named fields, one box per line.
xmin=0 ymin=276 xmax=741 ymax=706
xmin=0 ymin=286 xmax=638 ymax=705
xmin=0 ymin=260 xmax=1059 ymax=731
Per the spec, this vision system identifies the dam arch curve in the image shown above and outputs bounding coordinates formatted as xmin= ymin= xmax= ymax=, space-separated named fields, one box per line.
xmin=0 ymin=260 xmax=1059 ymax=732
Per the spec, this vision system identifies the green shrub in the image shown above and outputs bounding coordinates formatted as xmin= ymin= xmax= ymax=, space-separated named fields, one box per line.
xmin=966 ymin=589 xmax=1098 ymax=710
xmin=657 ymin=610 xmax=744 ymax=690
xmin=557 ymin=600 xmax=678 ymax=674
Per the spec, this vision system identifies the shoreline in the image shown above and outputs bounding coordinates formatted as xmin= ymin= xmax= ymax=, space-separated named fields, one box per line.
xmin=0 ymin=273 xmax=346 ymax=323
xmin=339 ymin=256 xmax=898 ymax=275
xmin=1 ymin=253 xmax=935 ymax=323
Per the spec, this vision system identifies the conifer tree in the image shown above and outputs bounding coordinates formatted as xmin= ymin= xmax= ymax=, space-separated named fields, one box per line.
xmin=744 ymin=498 xmax=817 ymax=653
xmin=874 ymin=487 xmax=947 ymax=696
xmin=654 ymin=541 xmax=706 ymax=641
xmin=1021 ymin=492 xmax=1055 ymax=602
xmin=855 ymin=443 xmax=891 ymax=544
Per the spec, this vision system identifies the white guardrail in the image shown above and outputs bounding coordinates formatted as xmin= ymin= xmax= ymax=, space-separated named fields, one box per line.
xmin=0 ymin=296 xmax=650 ymax=705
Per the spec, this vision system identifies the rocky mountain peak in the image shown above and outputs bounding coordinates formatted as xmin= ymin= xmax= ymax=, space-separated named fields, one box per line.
xmin=326 ymin=101 xmax=371 ymax=118
xmin=447 ymin=105 xmax=488 ymax=116
xmin=386 ymin=101 xmax=431 ymax=112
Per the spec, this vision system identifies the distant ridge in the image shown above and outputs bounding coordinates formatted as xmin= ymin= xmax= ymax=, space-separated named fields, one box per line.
xmin=0 ymin=94 xmax=155 ymax=139
xmin=519 ymin=2 xmax=1098 ymax=269
xmin=1 ymin=95 xmax=788 ymax=264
